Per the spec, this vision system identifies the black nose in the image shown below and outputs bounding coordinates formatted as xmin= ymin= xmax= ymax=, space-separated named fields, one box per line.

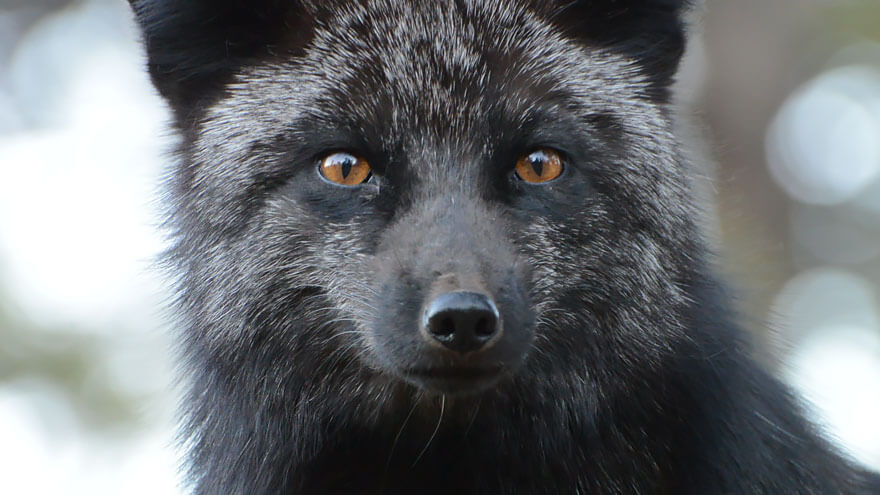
xmin=422 ymin=291 xmax=501 ymax=353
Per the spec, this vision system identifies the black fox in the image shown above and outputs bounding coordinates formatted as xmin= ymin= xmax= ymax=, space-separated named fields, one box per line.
xmin=130 ymin=0 xmax=880 ymax=493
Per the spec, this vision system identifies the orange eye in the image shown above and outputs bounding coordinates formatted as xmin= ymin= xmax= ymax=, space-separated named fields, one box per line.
xmin=319 ymin=152 xmax=372 ymax=186
xmin=515 ymin=148 xmax=564 ymax=184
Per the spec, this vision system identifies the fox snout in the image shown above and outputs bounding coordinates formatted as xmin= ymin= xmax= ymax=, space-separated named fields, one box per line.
xmin=369 ymin=196 xmax=535 ymax=395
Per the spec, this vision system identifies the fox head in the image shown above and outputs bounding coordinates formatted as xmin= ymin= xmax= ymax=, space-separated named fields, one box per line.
xmin=132 ymin=0 xmax=699 ymax=446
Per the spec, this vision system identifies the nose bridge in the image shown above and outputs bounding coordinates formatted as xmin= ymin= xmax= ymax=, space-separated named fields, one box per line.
xmin=379 ymin=144 xmax=516 ymax=291
xmin=410 ymin=192 xmax=496 ymax=279
xmin=409 ymin=140 xmax=483 ymax=204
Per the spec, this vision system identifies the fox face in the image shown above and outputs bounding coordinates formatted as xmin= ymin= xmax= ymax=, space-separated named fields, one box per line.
xmin=153 ymin=1 xmax=695 ymax=404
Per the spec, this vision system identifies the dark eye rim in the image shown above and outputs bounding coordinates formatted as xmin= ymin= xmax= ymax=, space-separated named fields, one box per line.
xmin=316 ymin=150 xmax=373 ymax=188
xmin=513 ymin=147 xmax=567 ymax=185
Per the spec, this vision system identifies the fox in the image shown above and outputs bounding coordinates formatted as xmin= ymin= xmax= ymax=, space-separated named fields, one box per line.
xmin=129 ymin=0 xmax=880 ymax=493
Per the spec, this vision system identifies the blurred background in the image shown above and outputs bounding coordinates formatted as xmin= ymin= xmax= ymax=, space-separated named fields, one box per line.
xmin=0 ymin=0 xmax=878 ymax=492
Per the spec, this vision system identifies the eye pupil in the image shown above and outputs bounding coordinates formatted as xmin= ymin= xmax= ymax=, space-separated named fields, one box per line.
xmin=530 ymin=155 xmax=544 ymax=176
xmin=340 ymin=158 xmax=353 ymax=179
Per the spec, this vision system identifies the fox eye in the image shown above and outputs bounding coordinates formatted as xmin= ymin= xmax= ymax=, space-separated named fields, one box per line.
xmin=515 ymin=148 xmax=564 ymax=184
xmin=319 ymin=152 xmax=372 ymax=186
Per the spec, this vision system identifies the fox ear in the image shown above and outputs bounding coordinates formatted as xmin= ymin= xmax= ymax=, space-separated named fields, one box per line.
xmin=129 ymin=0 xmax=314 ymax=121
xmin=551 ymin=0 xmax=692 ymax=97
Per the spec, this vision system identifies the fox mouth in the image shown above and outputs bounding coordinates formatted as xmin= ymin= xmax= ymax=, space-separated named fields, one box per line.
xmin=402 ymin=364 xmax=505 ymax=394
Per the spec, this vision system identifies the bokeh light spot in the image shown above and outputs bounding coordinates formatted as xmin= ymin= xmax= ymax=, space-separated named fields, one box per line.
xmin=772 ymin=268 xmax=880 ymax=469
xmin=766 ymin=65 xmax=880 ymax=205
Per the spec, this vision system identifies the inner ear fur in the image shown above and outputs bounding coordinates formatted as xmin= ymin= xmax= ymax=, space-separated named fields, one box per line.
xmin=129 ymin=0 xmax=315 ymax=123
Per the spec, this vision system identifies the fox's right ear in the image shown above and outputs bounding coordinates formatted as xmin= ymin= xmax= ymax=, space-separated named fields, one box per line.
xmin=128 ymin=0 xmax=315 ymax=122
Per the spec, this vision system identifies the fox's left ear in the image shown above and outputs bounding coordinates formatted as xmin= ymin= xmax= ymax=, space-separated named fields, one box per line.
xmin=550 ymin=0 xmax=693 ymax=98
xmin=129 ymin=0 xmax=315 ymax=123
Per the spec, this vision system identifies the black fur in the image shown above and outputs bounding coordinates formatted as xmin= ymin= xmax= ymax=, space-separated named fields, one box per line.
xmin=130 ymin=1 xmax=880 ymax=493
xmin=129 ymin=0 xmax=312 ymax=121
xmin=554 ymin=0 xmax=690 ymax=97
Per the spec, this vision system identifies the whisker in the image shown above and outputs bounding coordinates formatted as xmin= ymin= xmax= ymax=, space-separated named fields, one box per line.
xmin=385 ymin=398 xmax=419 ymax=474
xmin=413 ymin=395 xmax=445 ymax=467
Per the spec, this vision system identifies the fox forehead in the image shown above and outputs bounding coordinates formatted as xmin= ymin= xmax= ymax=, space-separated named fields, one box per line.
xmin=199 ymin=0 xmax=655 ymax=145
